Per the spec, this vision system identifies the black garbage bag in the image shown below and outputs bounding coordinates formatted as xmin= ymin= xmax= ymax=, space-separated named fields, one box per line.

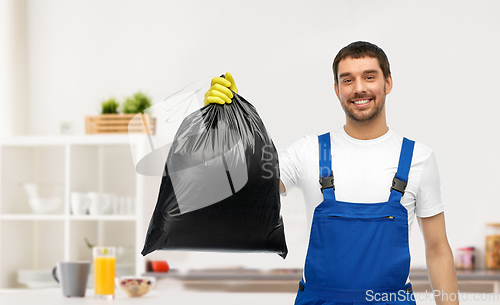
xmin=141 ymin=92 xmax=287 ymax=258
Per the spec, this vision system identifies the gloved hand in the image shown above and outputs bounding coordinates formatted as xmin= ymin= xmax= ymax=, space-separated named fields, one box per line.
xmin=203 ymin=72 xmax=238 ymax=106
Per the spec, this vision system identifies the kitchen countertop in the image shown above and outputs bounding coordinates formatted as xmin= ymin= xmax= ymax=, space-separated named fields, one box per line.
xmin=145 ymin=268 xmax=500 ymax=282
xmin=144 ymin=268 xmax=304 ymax=281
xmin=2 ymin=278 xmax=500 ymax=305
xmin=410 ymin=269 xmax=500 ymax=281
xmin=3 ymin=269 xmax=500 ymax=304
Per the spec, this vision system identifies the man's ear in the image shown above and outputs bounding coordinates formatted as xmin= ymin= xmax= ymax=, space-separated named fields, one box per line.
xmin=385 ymin=75 xmax=393 ymax=95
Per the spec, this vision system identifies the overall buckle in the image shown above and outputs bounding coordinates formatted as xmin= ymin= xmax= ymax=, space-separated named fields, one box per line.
xmin=391 ymin=174 xmax=407 ymax=194
xmin=320 ymin=174 xmax=335 ymax=193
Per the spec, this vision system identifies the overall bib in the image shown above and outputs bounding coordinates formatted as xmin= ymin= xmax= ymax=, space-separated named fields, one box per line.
xmin=294 ymin=133 xmax=417 ymax=305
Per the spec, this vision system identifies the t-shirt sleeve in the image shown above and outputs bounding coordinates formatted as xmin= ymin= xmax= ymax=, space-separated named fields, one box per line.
xmin=415 ymin=151 xmax=445 ymax=218
xmin=278 ymin=136 xmax=308 ymax=196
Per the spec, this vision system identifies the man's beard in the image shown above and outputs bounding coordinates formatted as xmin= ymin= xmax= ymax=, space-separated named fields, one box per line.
xmin=342 ymin=85 xmax=386 ymax=123
xmin=343 ymin=98 xmax=386 ymax=123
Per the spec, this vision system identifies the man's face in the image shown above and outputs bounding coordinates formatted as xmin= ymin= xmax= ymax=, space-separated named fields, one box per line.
xmin=334 ymin=56 xmax=392 ymax=124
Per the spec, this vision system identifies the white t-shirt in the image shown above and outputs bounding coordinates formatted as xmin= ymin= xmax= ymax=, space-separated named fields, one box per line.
xmin=279 ymin=127 xmax=444 ymax=238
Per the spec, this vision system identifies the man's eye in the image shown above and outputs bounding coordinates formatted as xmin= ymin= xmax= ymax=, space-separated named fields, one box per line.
xmin=343 ymin=79 xmax=352 ymax=83
xmin=366 ymin=76 xmax=374 ymax=80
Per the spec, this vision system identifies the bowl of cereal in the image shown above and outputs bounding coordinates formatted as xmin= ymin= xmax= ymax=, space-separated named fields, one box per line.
xmin=116 ymin=276 xmax=156 ymax=297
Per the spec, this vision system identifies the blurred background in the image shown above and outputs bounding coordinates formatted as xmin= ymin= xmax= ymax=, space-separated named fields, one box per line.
xmin=1 ymin=0 xmax=500 ymax=294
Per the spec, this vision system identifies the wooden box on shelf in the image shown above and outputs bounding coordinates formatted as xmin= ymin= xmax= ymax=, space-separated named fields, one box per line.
xmin=85 ymin=114 xmax=156 ymax=135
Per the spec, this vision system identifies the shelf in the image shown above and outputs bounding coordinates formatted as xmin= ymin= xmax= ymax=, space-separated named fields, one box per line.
xmin=0 ymin=146 xmax=66 ymax=215
xmin=68 ymin=215 xmax=136 ymax=221
xmin=0 ymin=135 xmax=152 ymax=288
xmin=0 ymin=214 xmax=136 ymax=221
xmin=0 ymin=220 xmax=65 ymax=288
xmin=0 ymin=214 xmax=66 ymax=220
xmin=0 ymin=134 xmax=146 ymax=146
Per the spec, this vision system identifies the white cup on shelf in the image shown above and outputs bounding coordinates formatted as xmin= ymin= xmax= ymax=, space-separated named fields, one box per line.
xmin=70 ymin=192 xmax=90 ymax=215
xmin=125 ymin=197 xmax=135 ymax=215
xmin=88 ymin=192 xmax=111 ymax=216
xmin=118 ymin=197 xmax=135 ymax=215
xmin=100 ymin=193 xmax=118 ymax=215
xmin=111 ymin=195 xmax=121 ymax=215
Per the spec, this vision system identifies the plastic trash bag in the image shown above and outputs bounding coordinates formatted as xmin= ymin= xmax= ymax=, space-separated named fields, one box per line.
xmin=141 ymin=92 xmax=287 ymax=258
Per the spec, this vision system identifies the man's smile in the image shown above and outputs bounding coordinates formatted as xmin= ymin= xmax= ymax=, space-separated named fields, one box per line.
xmin=351 ymin=98 xmax=373 ymax=108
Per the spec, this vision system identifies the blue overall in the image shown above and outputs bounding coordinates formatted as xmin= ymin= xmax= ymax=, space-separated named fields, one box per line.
xmin=294 ymin=133 xmax=417 ymax=305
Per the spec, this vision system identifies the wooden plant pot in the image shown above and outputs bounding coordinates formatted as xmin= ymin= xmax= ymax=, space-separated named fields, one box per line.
xmin=85 ymin=113 xmax=156 ymax=135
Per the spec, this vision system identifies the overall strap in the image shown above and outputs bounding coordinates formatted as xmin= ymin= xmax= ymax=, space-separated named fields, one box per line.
xmin=388 ymin=137 xmax=415 ymax=202
xmin=318 ymin=133 xmax=335 ymax=201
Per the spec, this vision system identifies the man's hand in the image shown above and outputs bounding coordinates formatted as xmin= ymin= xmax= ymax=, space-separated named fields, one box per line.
xmin=204 ymin=72 xmax=238 ymax=106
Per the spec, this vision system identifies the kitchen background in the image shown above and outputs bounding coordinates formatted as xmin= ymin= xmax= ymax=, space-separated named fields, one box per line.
xmin=1 ymin=0 xmax=500 ymax=288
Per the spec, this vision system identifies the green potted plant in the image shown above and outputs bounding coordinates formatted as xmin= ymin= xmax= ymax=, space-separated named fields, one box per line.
xmin=121 ymin=91 xmax=152 ymax=114
xmin=86 ymin=91 xmax=156 ymax=135
xmin=100 ymin=98 xmax=120 ymax=114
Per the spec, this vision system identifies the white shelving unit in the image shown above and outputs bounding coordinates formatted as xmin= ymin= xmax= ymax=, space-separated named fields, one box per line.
xmin=0 ymin=134 xmax=160 ymax=288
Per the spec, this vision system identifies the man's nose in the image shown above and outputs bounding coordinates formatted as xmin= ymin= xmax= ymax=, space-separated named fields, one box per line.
xmin=354 ymin=79 xmax=367 ymax=94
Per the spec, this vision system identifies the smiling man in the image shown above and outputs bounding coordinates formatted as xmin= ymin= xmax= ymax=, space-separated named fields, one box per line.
xmin=335 ymin=54 xmax=392 ymax=139
xmin=204 ymin=41 xmax=458 ymax=305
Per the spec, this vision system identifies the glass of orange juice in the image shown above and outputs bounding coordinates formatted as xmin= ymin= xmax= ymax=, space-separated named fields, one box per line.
xmin=93 ymin=247 xmax=116 ymax=299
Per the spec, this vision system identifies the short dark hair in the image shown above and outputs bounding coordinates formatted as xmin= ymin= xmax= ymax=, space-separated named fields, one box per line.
xmin=332 ymin=41 xmax=391 ymax=85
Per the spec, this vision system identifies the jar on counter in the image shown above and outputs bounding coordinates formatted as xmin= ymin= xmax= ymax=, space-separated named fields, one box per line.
xmin=455 ymin=247 xmax=475 ymax=270
xmin=485 ymin=223 xmax=500 ymax=269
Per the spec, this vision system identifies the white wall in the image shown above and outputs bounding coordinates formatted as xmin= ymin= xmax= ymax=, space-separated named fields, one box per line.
xmin=13 ymin=0 xmax=500 ymax=270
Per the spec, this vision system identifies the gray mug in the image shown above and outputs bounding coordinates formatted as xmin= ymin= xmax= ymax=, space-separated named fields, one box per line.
xmin=52 ymin=261 xmax=91 ymax=297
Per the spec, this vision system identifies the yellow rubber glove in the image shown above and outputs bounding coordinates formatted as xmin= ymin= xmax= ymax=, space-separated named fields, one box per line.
xmin=203 ymin=72 xmax=238 ymax=106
